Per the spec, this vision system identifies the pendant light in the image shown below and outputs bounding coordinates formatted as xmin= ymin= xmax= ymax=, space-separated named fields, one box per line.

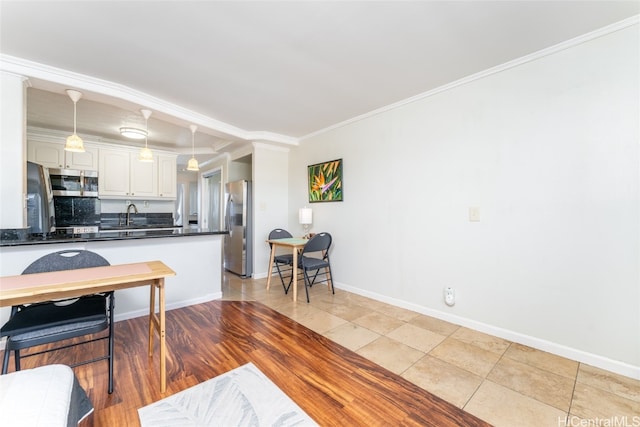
xmin=187 ymin=124 xmax=199 ymax=171
xmin=64 ymin=89 xmax=85 ymax=152
xmin=138 ymin=109 xmax=153 ymax=162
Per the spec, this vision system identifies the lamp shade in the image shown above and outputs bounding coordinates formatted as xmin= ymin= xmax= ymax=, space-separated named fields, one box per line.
xmin=65 ymin=134 xmax=84 ymax=152
xmin=299 ymin=207 xmax=313 ymax=225
xmin=138 ymin=146 xmax=154 ymax=162
xmin=187 ymin=157 xmax=200 ymax=171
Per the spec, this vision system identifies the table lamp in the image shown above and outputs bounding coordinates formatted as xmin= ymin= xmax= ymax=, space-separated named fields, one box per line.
xmin=299 ymin=207 xmax=313 ymax=238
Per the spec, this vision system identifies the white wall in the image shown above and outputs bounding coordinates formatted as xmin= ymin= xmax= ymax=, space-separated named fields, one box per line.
xmin=252 ymin=143 xmax=290 ymax=278
xmin=289 ymin=24 xmax=640 ymax=377
xmin=228 ymin=157 xmax=252 ymax=182
xmin=0 ymin=72 xmax=27 ymax=229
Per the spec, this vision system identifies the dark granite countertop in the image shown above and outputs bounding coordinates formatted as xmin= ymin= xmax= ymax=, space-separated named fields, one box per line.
xmin=0 ymin=227 xmax=228 ymax=247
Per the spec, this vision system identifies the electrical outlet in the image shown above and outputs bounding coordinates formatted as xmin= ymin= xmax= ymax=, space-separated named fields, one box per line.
xmin=444 ymin=287 xmax=455 ymax=306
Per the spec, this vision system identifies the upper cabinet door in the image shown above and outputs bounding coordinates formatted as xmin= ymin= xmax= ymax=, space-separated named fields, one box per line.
xmin=28 ymin=140 xmax=98 ymax=170
xmin=99 ymin=148 xmax=130 ymax=197
xmin=157 ymin=154 xmax=177 ymax=199
xmin=129 ymin=152 xmax=158 ymax=198
xmin=65 ymin=147 xmax=98 ymax=170
xmin=27 ymin=140 xmax=64 ymax=169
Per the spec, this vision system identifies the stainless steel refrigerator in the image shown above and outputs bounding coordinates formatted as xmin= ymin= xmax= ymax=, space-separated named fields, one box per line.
xmin=224 ymin=180 xmax=253 ymax=277
xmin=26 ymin=161 xmax=56 ymax=236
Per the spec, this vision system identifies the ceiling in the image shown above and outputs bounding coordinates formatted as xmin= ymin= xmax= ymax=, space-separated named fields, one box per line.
xmin=1 ymin=1 xmax=638 ymax=169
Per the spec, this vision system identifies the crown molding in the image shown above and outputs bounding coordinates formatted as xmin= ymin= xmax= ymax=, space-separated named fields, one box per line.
xmin=1 ymin=55 xmax=299 ymax=147
xmin=301 ymin=15 xmax=640 ymax=141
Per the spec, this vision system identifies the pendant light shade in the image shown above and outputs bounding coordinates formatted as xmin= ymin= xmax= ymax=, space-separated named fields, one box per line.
xmin=64 ymin=89 xmax=85 ymax=152
xmin=187 ymin=124 xmax=199 ymax=171
xmin=138 ymin=109 xmax=153 ymax=162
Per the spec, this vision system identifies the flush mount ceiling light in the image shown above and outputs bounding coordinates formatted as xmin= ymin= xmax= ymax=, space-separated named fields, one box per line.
xmin=64 ymin=89 xmax=85 ymax=152
xmin=187 ymin=124 xmax=199 ymax=172
xmin=138 ymin=109 xmax=154 ymax=162
xmin=119 ymin=127 xmax=147 ymax=139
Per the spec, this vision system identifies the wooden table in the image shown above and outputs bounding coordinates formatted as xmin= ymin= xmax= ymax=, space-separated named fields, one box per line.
xmin=0 ymin=260 xmax=176 ymax=393
xmin=266 ymin=238 xmax=308 ymax=302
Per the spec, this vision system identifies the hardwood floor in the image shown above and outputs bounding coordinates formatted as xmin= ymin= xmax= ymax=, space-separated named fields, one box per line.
xmin=1 ymin=300 xmax=490 ymax=426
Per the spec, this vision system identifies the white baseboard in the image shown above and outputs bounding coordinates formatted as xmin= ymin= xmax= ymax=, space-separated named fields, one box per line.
xmin=334 ymin=281 xmax=640 ymax=380
xmin=113 ymin=292 xmax=222 ymax=322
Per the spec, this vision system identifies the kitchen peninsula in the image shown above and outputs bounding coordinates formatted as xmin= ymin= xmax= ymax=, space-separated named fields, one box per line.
xmin=0 ymin=228 xmax=227 ymax=327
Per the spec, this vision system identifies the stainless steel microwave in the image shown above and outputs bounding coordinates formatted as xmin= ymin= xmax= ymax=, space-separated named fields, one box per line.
xmin=49 ymin=168 xmax=98 ymax=197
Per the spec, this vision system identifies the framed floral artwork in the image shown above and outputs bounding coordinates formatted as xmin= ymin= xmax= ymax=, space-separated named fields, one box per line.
xmin=307 ymin=158 xmax=343 ymax=202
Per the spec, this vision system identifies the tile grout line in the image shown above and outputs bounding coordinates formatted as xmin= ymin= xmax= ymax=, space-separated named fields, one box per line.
xmin=565 ymin=362 xmax=581 ymax=423
xmin=461 ymin=341 xmax=513 ymax=411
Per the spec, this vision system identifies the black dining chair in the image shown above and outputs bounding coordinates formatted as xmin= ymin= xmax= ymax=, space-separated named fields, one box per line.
xmin=299 ymin=232 xmax=334 ymax=303
xmin=268 ymin=228 xmax=296 ymax=294
xmin=0 ymin=250 xmax=115 ymax=393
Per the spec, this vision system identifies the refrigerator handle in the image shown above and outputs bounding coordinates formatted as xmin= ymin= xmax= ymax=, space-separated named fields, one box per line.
xmin=225 ymin=194 xmax=232 ymax=231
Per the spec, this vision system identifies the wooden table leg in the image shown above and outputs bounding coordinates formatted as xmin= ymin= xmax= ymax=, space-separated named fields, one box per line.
xmin=266 ymin=245 xmax=276 ymax=290
xmin=292 ymin=247 xmax=298 ymax=302
xmin=148 ymin=278 xmax=167 ymax=393
xmin=148 ymin=282 xmax=156 ymax=357
xmin=158 ymin=278 xmax=166 ymax=393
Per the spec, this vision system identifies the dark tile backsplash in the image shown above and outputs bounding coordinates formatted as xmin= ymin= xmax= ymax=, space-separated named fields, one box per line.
xmin=0 ymin=228 xmax=30 ymax=241
xmin=54 ymin=197 xmax=101 ymax=227
xmin=100 ymin=213 xmax=174 ymax=228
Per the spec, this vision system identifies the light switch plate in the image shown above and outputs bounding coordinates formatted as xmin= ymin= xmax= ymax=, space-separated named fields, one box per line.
xmin=469 ymin=207 xmax=480 ymax=222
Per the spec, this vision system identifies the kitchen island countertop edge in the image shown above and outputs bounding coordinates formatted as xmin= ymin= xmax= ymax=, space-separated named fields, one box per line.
xmin=0 ymin=228 xmax=228 ymax=247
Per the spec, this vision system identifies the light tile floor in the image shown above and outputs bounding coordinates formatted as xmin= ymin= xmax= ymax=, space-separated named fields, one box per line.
xmin=222 ymin=273 xmax=640 ymax=427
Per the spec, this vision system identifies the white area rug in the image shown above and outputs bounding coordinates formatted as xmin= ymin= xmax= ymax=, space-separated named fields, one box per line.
xmin=138 ymin=363 xmax=318 ymax=426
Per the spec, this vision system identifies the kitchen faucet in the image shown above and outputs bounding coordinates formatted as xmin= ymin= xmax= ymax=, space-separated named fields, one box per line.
xmin=126 ymin=203 xmax=138 ymax=226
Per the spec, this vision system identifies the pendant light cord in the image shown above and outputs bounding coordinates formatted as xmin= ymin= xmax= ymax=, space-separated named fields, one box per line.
xmin=73 ymin=100 xmax=77 ymax=134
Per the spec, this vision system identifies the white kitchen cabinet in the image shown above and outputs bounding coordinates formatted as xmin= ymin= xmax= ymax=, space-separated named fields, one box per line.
xmin=27 ymin=140 xmax=98 ymax=170
xmin=157 ymin=154 xmax=177 ymax=198
xmin=130 ymin=154 xmax=157 ymax=198
xmin=98 ymin=148 xmax=175 ymax=200
xmin=99 ymin=149 xmax=130 ymax=197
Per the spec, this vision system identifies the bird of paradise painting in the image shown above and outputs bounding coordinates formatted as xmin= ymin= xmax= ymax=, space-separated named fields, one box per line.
xmin=308 ymin=159 xmax=343 ymax=202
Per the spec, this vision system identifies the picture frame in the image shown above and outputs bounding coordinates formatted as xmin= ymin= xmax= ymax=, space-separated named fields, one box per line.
xmin=307 ymin=158 xmax=343 ymax=203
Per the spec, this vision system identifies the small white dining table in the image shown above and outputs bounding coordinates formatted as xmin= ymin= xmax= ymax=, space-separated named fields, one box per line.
xmin=265 ymin=237 xmax=308 ymax=302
